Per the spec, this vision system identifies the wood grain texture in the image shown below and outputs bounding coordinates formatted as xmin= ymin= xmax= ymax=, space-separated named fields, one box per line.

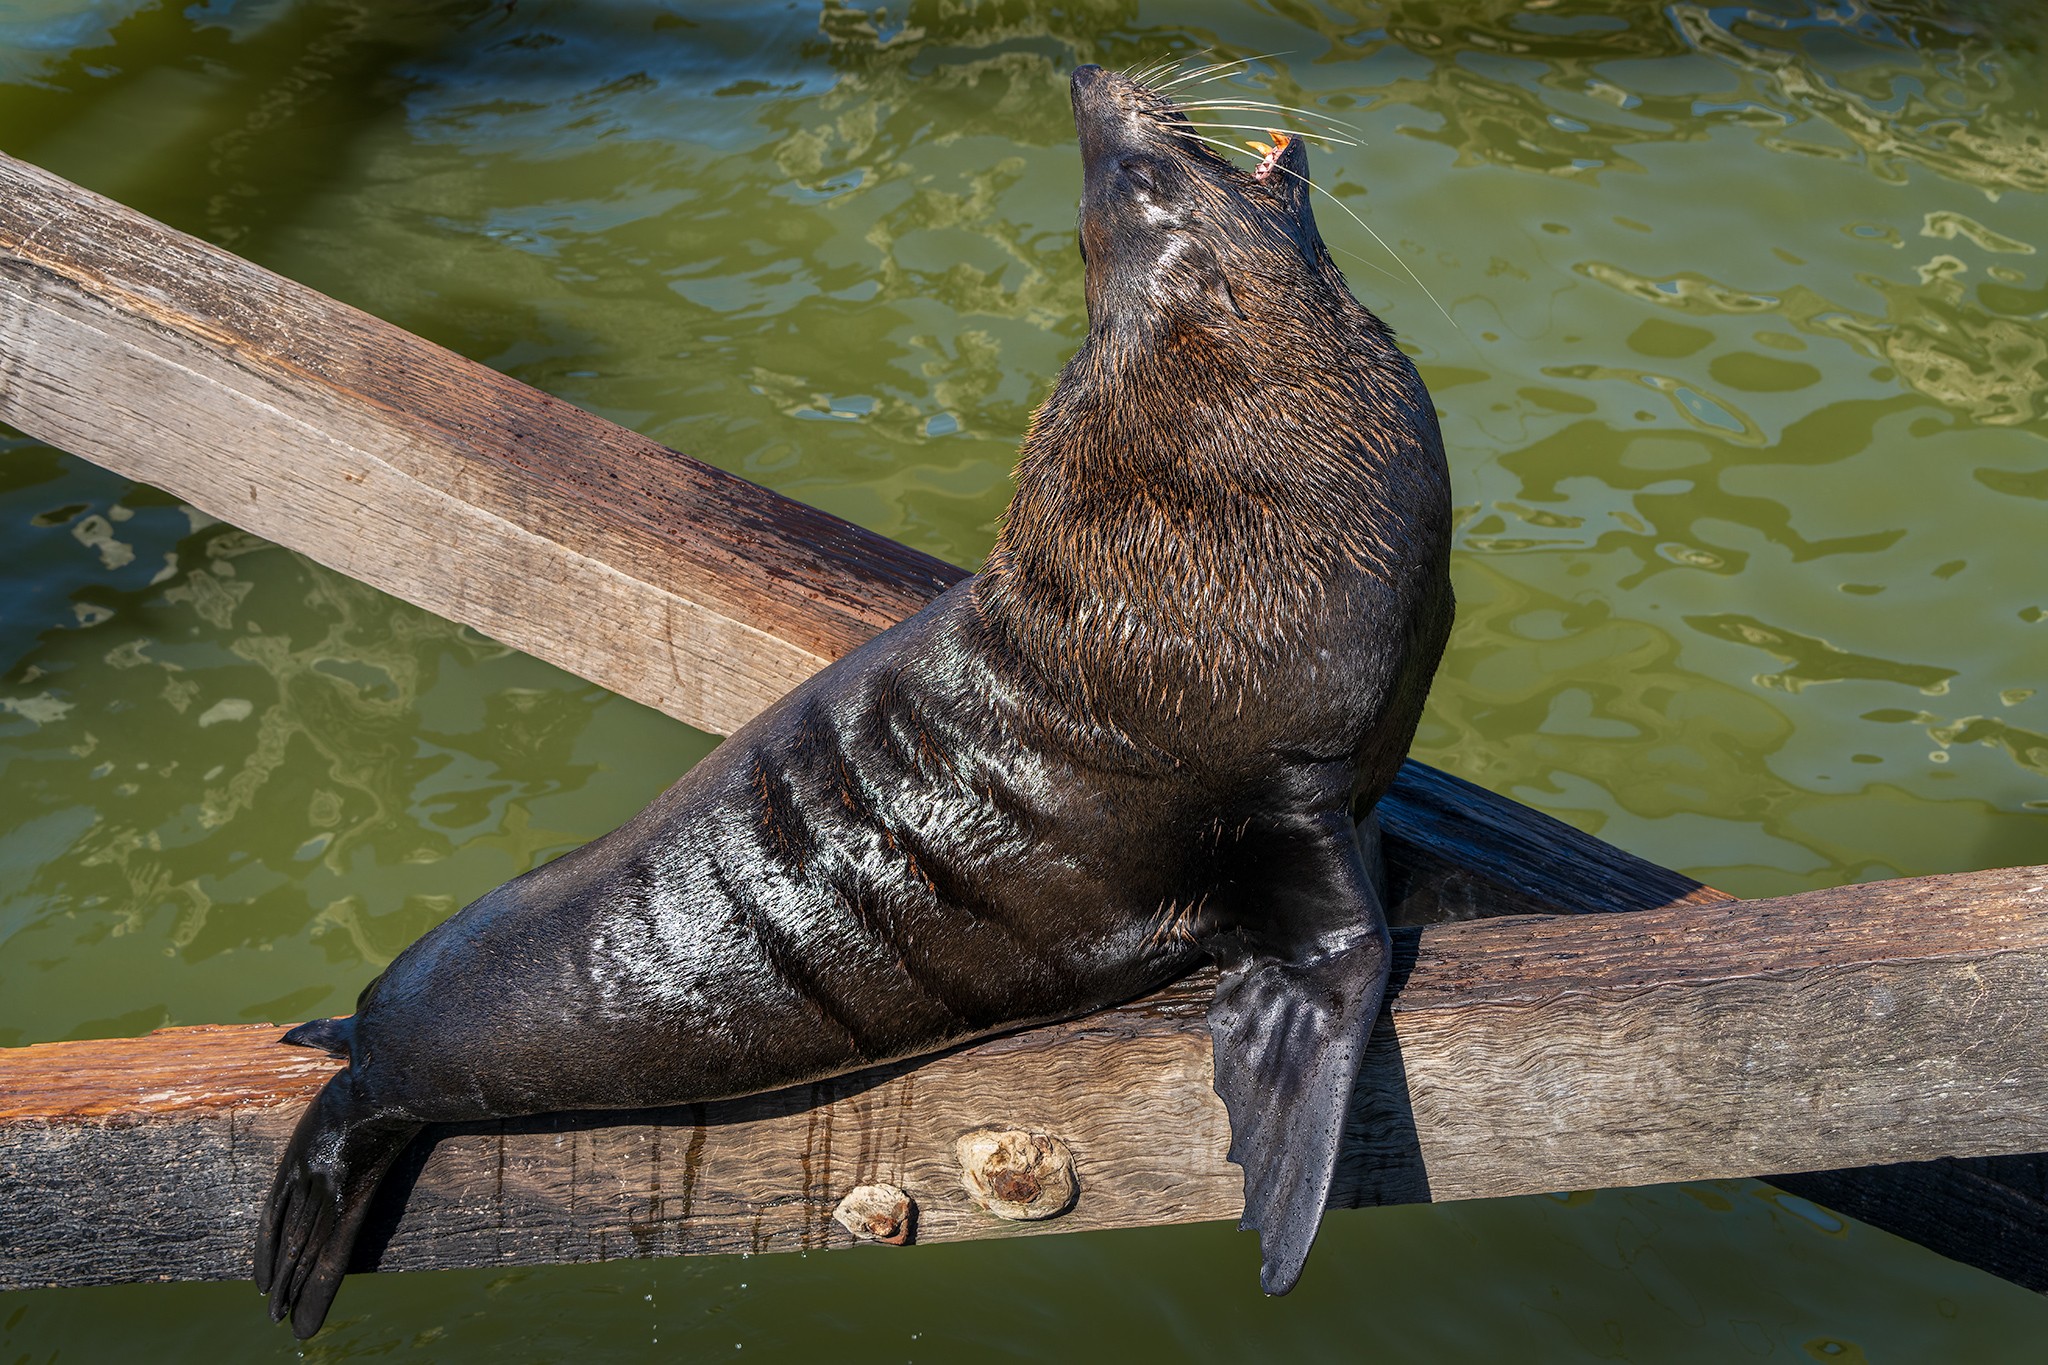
xmin=6 ymin=865 xmax=2044 ymax=1290
xmin=0 ymin=152 xmax=959 ymax=738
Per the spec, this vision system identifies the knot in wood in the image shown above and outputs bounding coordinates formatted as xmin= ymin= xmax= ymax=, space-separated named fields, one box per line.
xmin=955 ymin=1127 xmax=1078 ymax=1221
xmin=832 ymin=1184 xmax=915 ymax=1245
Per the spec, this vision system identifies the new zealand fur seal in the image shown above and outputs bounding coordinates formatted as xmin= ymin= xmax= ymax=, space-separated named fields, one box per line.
xmin=256 ymin=62 xmax=1453 ymax=1337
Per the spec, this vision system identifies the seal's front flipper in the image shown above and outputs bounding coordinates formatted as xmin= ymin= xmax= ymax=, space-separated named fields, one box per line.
xmin=1202 ymin=810 xmax=1391 ymax=1296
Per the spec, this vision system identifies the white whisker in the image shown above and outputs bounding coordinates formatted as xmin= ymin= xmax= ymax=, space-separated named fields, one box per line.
xmin=1172 ymin=128 xmax=1290 ymax=168
xmin=1189 ymin=54 xmax=1291 ymax=87
xmin=1127 ymin=52 xmax=1188 ymax=84
xmin=1156 ymin=51 xmax=1290 ymax=89
xmin=1155 ymin=60 xmax=1244 ymax=89
xmin=1262 ymin=161 xmax=1457 ymax=329
xmin=1142 ymin=46 xmax=1215 ymax=85
xmin=1176 ymin=100 xmax=1366 ymax=139
xmin=1165 ymin=129 xmax=1455 ymax=326
xmin=1321 ymin=240 xmax=1413 ymax=288
xmin=1176 ymin=119 xmax=1360 ymax=149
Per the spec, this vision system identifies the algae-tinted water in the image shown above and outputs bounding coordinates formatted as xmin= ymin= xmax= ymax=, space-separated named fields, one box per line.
xmin=2 ymin=1 xmax=2045 ymax=1360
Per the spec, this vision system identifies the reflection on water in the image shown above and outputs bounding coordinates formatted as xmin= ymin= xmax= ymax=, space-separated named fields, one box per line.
xmin=0 ymin=443 xmax=714 ymax=1045
xmin=0 ymin=1180 xmax=2037 ymax=1362
xmin=2 ymin=0 xmax=2045 ymax=1358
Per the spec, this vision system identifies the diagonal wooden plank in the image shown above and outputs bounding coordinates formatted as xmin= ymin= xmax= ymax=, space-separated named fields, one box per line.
xmin=0 ymin=151 xmax=959 ymax=739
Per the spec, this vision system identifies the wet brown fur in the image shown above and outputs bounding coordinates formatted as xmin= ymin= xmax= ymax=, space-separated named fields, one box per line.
xmin=981 ymin=71 xmax=1450 ymax=791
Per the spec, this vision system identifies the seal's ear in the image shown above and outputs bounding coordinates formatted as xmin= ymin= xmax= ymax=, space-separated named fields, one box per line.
xmin=1269 ymin=136 xmax=1326 ymax=262
xmin=1270 ymin=135 xmax=1314 ymax=221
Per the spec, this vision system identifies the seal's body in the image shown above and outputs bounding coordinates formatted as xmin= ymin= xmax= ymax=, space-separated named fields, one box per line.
xmin=258 ymin=64 xmax=1453 ymax=1337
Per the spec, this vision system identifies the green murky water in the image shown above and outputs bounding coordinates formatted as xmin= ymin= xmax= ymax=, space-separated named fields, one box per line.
xmin=3 ymin=1 xmax=2044 ymax=1359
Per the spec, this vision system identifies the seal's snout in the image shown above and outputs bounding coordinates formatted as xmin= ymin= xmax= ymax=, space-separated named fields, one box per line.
xmin=1069 ymin=63 xmax=1115 ymax=129
xmin=1070 ymin=64 xmax=1144 ymax=167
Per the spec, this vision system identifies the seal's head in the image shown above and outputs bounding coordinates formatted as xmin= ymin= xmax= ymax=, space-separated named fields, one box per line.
xmin=1067 ymin=64 xmax=1333 ymax=341
xmin=982 ymin=63 xmax=1449 ymax=727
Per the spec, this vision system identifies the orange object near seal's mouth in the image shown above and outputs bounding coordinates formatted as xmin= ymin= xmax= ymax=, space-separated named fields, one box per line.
xmin=1247 ymin=131 xmax=1292 ymax=182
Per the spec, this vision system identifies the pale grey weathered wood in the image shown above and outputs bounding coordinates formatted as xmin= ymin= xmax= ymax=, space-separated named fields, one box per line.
xmin=0 ymin=152 xmax=958 ymax=739
xmin=4 ymin=866 xmax=2044 ymax=1289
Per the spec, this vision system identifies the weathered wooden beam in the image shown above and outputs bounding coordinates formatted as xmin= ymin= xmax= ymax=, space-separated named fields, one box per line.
xmin=0 ymin=152 xmax=958 ymax=739
xmin=4 ymin=865 xmax=2042 ymax=1290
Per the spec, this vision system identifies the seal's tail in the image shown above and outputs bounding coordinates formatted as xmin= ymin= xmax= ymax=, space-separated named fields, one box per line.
xmin=254 ymin=1070 xmax=420 ymax=1339
xmin=279 ymin=1014 xmax=354 ymax=1058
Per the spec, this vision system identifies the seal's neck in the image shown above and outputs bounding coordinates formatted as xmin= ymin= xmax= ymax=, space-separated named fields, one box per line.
xmin=975 ymin=311 xmax=1444 ymax=722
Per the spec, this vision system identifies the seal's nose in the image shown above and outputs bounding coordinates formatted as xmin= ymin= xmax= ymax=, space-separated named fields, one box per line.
xmin=1069 ymin=64 xmax=1129 ymax=165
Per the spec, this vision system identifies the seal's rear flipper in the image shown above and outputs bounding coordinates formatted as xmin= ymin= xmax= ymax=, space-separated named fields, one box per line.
xmin=255 ymin=1072 xmax=420 ymax=1339
xmin=1203 ymin=811 xmax=1391 ymax=1296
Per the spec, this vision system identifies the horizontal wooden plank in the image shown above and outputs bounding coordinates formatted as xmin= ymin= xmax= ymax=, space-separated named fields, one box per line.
xmin=4 ymin=865 xmax=2043 ymax=1290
